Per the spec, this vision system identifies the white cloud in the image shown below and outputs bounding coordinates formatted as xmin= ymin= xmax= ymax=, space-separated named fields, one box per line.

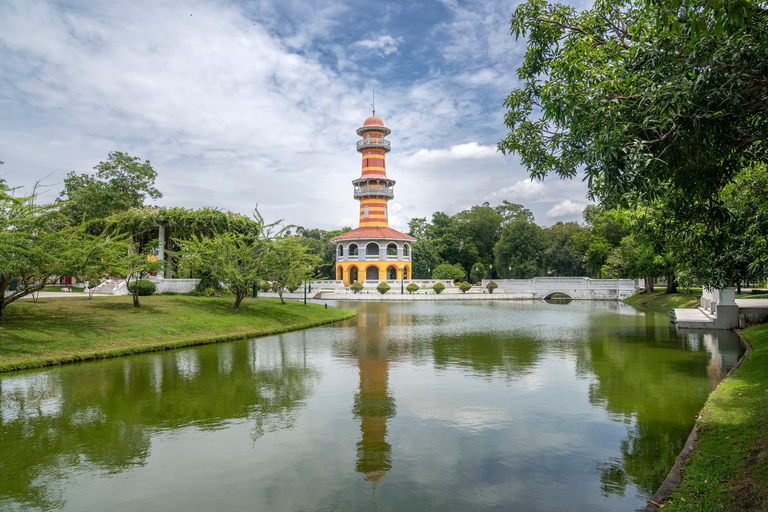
xmin=354 ymin=34 xmax=403 ymax=56
xmin=0 ymin=0 xmax=593 ymax=232
xmin=546 ymin=199 xmax=588 ymax=218
xmin=406 ymin=142 xmax=499 ymax=167
xmin=493 ymin=179 xmax=548 ymax=202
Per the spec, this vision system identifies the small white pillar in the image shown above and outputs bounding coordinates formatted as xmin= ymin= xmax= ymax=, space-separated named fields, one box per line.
xmin=158 ymin=225 xmax=165 ymax=261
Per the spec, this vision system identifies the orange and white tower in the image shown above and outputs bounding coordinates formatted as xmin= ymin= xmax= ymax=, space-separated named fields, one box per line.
xmin=331 ymin=112 xmax=416 ymax=286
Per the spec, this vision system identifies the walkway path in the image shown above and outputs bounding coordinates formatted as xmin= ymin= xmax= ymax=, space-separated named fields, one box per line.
xmin=675 ymin=299 xmax=768 ymax=329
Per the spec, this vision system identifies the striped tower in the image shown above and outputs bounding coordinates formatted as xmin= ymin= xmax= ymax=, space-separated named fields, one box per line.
xmin=332 ymin=114 xmax=416 ymax=286
xmin=355 ymin=117 xmax=393 ymax=227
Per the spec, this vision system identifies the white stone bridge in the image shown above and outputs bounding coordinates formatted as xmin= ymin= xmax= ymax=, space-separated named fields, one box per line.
xmin=482 ymin=277 xmax=637 ymax=300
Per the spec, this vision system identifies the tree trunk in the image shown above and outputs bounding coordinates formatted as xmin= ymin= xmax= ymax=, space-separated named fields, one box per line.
xmin=643 ymin=276 xmax=654 ymax=294
xmin=133 ymin=288 xmax=141 ymax=307
xmin=233 ymin=289 xmax=246 ymax=310
xmin=665 ymin=274 xmax=678 ymax=294
xmin=737 ymin=281 xmax=742 ymax=294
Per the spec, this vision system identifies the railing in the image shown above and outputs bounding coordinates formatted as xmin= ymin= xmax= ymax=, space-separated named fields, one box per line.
xmin=357 ymin=138 xmax=390 ymax=150
xmin=354 ymin=186 xmax=393 ymax=198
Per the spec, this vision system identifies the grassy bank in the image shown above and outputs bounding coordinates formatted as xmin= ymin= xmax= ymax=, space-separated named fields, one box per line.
xmin=659 ymin=323 xmax=768 ymax=511
xmin=0 ymin=296 xmax=356 ymax=373
xmin=623 ymin=290 xmax=702 ymax=309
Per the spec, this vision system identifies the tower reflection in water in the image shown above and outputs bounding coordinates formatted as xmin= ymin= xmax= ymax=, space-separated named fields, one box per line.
xmin=351 ymin=306 xmax=396 ymax=483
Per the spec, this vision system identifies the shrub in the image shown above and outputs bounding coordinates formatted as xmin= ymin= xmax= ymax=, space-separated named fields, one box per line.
xmin=127 ymin=279 xmax=156 ymax=296
xmin=433 ymin=282 xmax=445 ymax=294
xmin=258 ymin=281 xmax=272 ymax=293
xmin=377 ymin=282 xmax=391 ymax=294
xmin=486 ymin=281 xmax=498 ymax=294
xmin=406 ymin=283 xmax=419 ymax=294
xmin=432 ymin=263 xmax=467 ymax=281
xmin=459 ymin=282 xmax=472 ymax=293
xmin=350 ymin=281 xmax=364 ymax=293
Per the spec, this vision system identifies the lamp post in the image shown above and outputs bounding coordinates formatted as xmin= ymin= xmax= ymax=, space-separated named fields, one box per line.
xmin=489 ymin=264 xmax=493 ymax=281
xmin=401 ymin=265 xmax=404 ymax=294
xmin=508 ymin=265 xmax=511 ymax=279
xmin=303 ymin=280 xmax=307 ymax=305
xmin=428 ymin=267 xmax=431 ymax=280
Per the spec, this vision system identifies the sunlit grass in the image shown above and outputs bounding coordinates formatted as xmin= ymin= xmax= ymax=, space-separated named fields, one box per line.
xmin=622 ymin=290 xmax=701 ymax=309
xmin=661 ymin=323 xmax=768 ymax=511
xmin=0 ymin=296 xmax=356 ymax=373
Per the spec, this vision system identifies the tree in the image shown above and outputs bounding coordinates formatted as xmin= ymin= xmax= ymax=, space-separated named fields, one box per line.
xmin=0 ymin=183 xmax=77 ymax=320
xmin=470 ymin=262 xmax=487 ymax=283
xmin=410 ymin=240 xmax=442 ymax=279
xmin=495 ymin=200 xmax=534 ymax=226
xmin=111 ymin=240 xmax=164 ymax=308
xmin=105 ymin=206 xmax=265 ymax=279
xmin=262 ymin=236 xmax=320 ymax=304
xmin=543 ymin=222 xmax=588 ymax=276
xmin=432 ymin=263 xmax=466 ymax=281
xmin=494 ymin=220 xmax=547 ymax=279
xmin=180 ymin=232 xmax=267 ymax=310
xmin=67 ymin=227 xmax=131 ymax=299
xmin=499 ymin=0 xmax=768 ymax=222
xmin=59 ymin=151 xmax=162 ymax=234
xmin=672 ymin=163 xmax=768 ymax=288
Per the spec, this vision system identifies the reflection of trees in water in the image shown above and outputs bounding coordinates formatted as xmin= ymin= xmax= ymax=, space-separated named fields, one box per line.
xmin=0 ymin=338 xmax=318 ymax=511
xmin=431 ymin=333 xmax=546 ymax=379
xmin=584 ymin=330 xmax=731 ymax=498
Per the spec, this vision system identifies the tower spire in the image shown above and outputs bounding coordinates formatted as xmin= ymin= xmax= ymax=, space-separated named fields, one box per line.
xmin=372 ymin=89 xmax=375 ymax=116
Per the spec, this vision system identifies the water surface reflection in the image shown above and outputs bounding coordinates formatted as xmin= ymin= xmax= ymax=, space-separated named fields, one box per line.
xmin=0 ymin=300 xmax=743 ymax=511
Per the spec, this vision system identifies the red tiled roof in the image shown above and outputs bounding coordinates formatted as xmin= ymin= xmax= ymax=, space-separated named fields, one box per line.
xmin=330 ymin=226 xmax=416 ymax=242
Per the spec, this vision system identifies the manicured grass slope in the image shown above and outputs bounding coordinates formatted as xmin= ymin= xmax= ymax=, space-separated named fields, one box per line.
xmin=662 ymin=324 xmax=768 ymax=511
xmin=623 ymin=290 xmax=702 ymax=309
xmin=0 ymin=296 xmax=356 ymax=373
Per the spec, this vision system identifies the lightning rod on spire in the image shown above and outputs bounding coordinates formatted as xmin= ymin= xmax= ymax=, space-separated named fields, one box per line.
xmin=372 ymin=89 xmax=375 ymax=116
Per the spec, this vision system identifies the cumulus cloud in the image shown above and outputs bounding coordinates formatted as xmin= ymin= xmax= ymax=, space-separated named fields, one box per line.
xmin=546 ymin=199 xmax=588 ymax=218
xmin=406 ymin=142 xmax=499 ymax=167
xmin=492 ymin=180 xmax=548 ymax=202
xmin=354 ymin=34 xmax=403 ymax=56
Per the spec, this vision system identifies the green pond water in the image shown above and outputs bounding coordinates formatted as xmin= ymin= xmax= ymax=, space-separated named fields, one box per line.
xmin=0 ymin=300 xmax=743 ymax=511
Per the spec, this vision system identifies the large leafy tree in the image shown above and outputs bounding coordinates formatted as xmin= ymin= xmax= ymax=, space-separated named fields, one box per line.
xmin=494 ymin=219 xmax=548 ymax=278
xmin=59 ymin=151 xmax=162 ymax=233
xmin=543 ymin=222 xmax=588 ymax=276
xmin=500 ymin=0 xmax=768 ymax=222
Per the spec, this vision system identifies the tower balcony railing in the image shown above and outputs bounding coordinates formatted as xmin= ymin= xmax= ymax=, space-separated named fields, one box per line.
xmin=357 ymin=139 xmax=391 ymax=151
xmin=354 ymin=186 xmax=394 ymax=199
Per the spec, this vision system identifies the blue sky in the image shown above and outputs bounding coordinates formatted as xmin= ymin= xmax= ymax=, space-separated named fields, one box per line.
xmin=0 ymin=0 xmax=593 ymax=232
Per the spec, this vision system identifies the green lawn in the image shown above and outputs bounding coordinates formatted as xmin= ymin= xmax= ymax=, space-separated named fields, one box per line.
xmin=623 ymin=290 xmax=702 ymax=309
xmin=660 ymin=323 xmax=768 ymax=511
xmin=0 ymin=295 xmax=356 ymax=373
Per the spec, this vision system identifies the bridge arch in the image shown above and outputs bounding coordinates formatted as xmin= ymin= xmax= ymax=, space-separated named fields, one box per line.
xmin=543 ymin=291 xmax=573 ymax=300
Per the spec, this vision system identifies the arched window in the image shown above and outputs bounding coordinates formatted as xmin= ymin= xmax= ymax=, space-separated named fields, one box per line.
xmin=384 ymin=205 xmax=388 ymax=219
xmin=387 ymin=243 xmax=397 ymax=256
xmin=387 ymin=266 xmax=397 ymax=280
xmin=403 ymin=244 xmax=410 ymax=257
xmin=366 ymin=242 xmax=379 ymax=257
xmin=364 ymin=205 xmax=369 ymax=218
xmin=349 ymin=243 xmax=358 ymax=256
xmin=337 ymin=245 xmax=343 ymax=258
